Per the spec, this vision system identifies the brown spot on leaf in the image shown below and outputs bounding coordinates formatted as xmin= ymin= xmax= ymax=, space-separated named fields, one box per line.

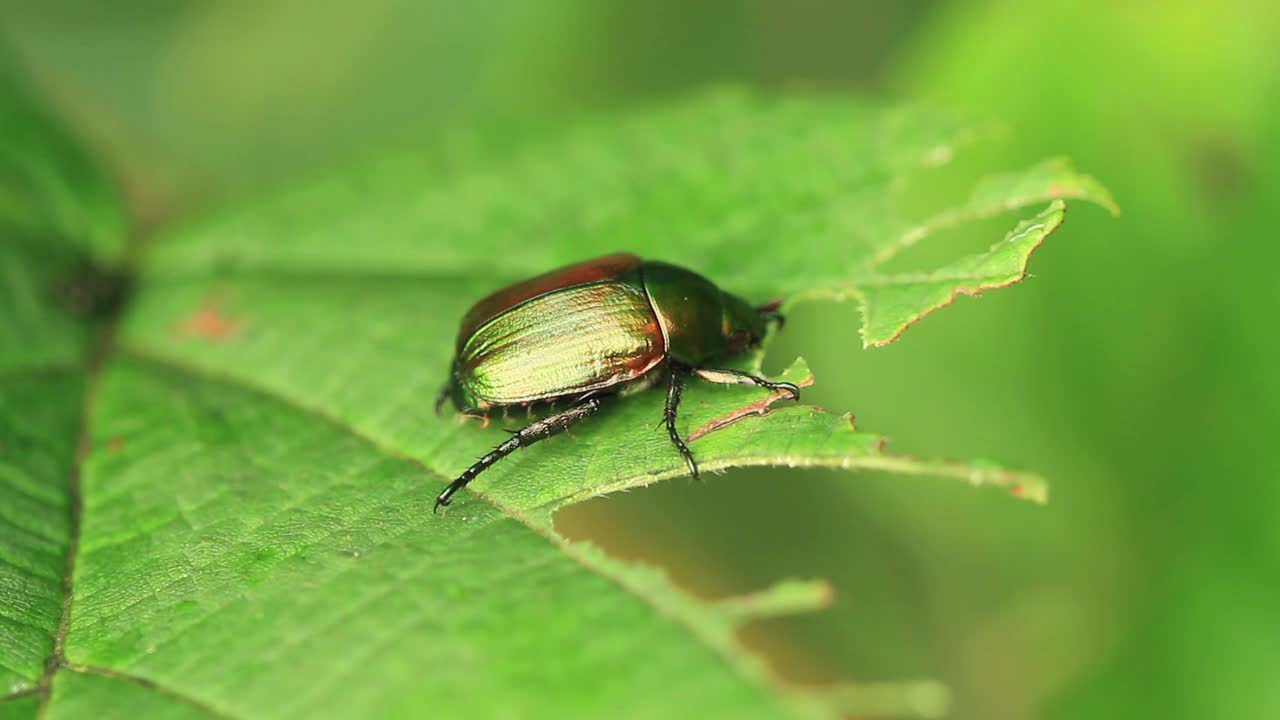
xmin=1191 ymin=134 xmax=1250 ymax=204
xmin=179 ymin=292 xmax=240 ymax=341
xmin=106 ymin=437 xmax=124 ymax=452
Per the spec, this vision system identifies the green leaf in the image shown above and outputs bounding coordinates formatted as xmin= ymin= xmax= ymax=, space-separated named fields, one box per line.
xmin=854 ymin=198 xmax=1069 ymax=347
xmin=0 ymin=53 xmax=108 ymax=702
xmin=0 ymin=373 xmax=81 ymax=695
xmin=0 ymin=54 xmax=125 ymax=373
xmin=0 ymin=60 xmax=125 ymax=263
xmin=3 ymin=89 xmax=1111 ymax=718
xmin=47 ymin=671 xmax=219 ymax=720
xmin=0 ymin=694 xmax=39 ymax=720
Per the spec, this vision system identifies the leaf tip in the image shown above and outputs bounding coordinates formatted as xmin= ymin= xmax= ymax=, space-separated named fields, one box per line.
xmin=714 ymin=578 xmax=835 ymax=623
xmin=1010 ymin=476 xmax=1050 ymax=505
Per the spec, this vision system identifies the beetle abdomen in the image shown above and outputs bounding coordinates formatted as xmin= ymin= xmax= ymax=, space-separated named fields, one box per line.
xmin=459 ymin=280 xmax=665 ymax=407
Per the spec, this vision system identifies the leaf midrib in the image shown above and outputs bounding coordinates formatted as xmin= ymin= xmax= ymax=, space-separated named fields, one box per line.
xmin=33 ymin=325 xmax=100 ymax=718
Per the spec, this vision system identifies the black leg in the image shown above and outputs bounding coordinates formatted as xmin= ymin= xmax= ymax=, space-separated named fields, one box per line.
xmin=434 ymin=397 xmax=603 ymax=512
xmin=692 ymin=367 xmax=801 ymax=401
xmin=665 ymin=366 xmax=699 ymax=479
xmin=434 ymin=381 xmax=452 ymax=416
xmin=434 ymin=358 xmax=456 ymax=416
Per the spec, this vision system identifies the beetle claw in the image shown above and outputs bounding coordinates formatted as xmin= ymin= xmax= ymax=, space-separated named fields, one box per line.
xmin=775 ymin=382 xmax=801 ymax=401
xmin=685 ymin=455 xmax=701 ymax=480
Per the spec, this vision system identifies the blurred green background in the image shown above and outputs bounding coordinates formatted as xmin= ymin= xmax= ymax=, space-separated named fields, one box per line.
xmin=3 ymin=2 xmax=1275 ymax=718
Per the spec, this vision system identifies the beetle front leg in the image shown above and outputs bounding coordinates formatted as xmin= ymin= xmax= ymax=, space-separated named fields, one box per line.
xmin=434 ymin=384 xmax=451 ymax=416
xmin=434 ymin=397 xmax=604 ymax=513
xmin=434 ymin=358 xmax=457 ymax=416
xmin=692 ymin=367 xmax=801 ymax=401
xmin=665 ymin=366 xmax=700 ymax=480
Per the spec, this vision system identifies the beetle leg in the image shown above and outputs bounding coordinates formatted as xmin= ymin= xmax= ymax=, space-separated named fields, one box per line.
xmin=434 ymin=379 xmax=452 ymax=416
xmin=434 ymin=357 xmax=458 ymax=416
xmin=434 ymin=397 xmax=604 ymax=513
xmin=693 ymin=367 xmax=801 ymax=401
xmin=665 ymin=366 xmax=700 ymax=480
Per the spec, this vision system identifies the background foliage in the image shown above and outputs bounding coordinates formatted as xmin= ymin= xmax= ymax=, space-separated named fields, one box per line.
xmin=1 ymin=1 xmax=1276 ymax=718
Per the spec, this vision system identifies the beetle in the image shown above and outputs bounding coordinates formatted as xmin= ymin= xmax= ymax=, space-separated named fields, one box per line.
xmin=433 ymin=253 xmax=798 ymax=512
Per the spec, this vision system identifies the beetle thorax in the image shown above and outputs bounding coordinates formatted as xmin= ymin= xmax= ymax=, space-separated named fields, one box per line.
xmin=641 ymin=261 xmax=764 ymax=366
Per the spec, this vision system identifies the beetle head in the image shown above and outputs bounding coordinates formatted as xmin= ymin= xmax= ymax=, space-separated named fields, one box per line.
xmin=721 ymin=292 xmax=770 ymax=354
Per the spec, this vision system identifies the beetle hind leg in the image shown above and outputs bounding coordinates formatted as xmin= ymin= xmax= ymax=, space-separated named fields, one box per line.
xmin=665 ymin=366 xmax=700 ymax=480
xmin=693 ymin=367 xmax=801 ymax=401
xmin=434 ymin=397 xmax=604 ymax=513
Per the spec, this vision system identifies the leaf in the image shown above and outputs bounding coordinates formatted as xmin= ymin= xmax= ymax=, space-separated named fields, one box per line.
xmin=0 ymin=374 xmax=81 ymax=696
xmin=855 ymin=198 xmax=1067 ymax=347
xmin=0 ymin=60 xmax=125 ymax=263
xmin=2 ymin=88 xmax=1112 ymax=718
xmin=0 ymin=54 xmax=124 ymax=373
xmin=0 ymin=54 xmax=117 ymax=702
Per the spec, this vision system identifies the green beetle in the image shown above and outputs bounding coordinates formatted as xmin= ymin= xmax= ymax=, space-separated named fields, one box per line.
xmin=434 ymin=253 xmax=798 ymax=511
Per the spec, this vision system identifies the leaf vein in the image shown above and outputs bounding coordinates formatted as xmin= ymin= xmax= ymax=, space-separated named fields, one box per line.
xmin=64 ymin=664 xmax=236 ymax=720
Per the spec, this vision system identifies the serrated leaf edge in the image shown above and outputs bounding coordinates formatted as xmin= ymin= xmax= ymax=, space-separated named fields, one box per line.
xmin=855 ymin=199 xmax=1067 ymax=348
